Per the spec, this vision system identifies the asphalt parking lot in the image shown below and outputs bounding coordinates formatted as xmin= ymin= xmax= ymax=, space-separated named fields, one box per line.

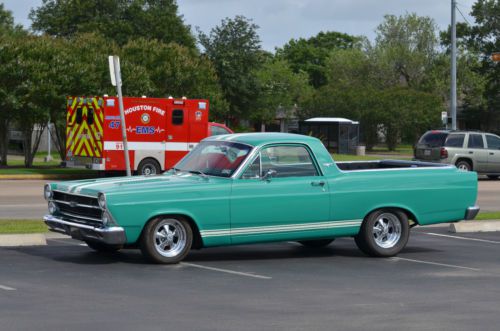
xmin=1 ymin=226 xmax=500 ymax=331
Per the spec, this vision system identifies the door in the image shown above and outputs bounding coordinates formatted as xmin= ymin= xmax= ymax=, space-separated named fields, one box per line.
xmin=230 ymin=144 xmax=330 ymax=244
xmin=187 ymin=100 xmax=209 ymax=151
xmin=466 ymin=133 xmax=489 ymax=172
xmin=486 ymin=134 xmax=500 ymax=173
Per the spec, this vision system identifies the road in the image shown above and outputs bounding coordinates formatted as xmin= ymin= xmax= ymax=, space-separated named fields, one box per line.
xmin=1 ymin=227 xmax=500 ymax=331
xmin=0 ymin=177 xmax=498 ymax=219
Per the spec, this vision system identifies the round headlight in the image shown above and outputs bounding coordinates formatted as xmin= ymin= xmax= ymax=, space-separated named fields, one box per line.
xmin=44 ymin=184 xmax=53 ymax=200
xmin=48 ymin=201 xmax=57 ymax=214
xmin=98 ymin=193 xmax=106 ymax=209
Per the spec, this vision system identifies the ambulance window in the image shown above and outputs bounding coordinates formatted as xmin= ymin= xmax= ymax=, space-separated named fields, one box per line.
xmin=172 ymin=109 xmax=184 ymax=125
xmin=76 ymin=107 xmax=83 ymax=124
xmin=87 ymin=108 xmax=94 ymax=125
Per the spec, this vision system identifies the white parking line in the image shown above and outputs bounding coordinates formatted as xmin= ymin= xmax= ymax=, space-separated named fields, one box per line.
xmin=181 ymin=262 xmax=272 ymax=280
xmin=391 ymin=257 xmax=480 ymax=271
xmin=0 ymin=284 xmax=16 ymax=291
xmin=425 ymin=232 xmax=500 ymax=244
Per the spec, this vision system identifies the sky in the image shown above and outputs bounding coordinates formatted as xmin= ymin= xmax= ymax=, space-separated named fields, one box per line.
xmin=2 ymin=0 xmax=476 ymax=51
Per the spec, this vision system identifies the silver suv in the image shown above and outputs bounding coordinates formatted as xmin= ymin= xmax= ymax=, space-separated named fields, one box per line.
xmin=414 ymin=130 xmax=500 ymax=179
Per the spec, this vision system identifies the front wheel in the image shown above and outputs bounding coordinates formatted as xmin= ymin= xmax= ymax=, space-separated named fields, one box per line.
xmin=354 ymin=209 xmax=409 ymax=257
xmin=137 ymin=158 xmax=161 ymax=176
xmin=140 ymin=217 xmax=193 ymax=264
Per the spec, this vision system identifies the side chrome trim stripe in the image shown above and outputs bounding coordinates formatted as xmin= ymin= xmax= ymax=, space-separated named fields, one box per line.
xmin=200 ymin=220 xmax=362 ymax=238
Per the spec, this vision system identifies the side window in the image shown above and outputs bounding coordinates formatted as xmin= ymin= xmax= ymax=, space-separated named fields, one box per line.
xmin=241 ymin=156 xmax=261 ymax=179
xmin=76 ymin=107 xmax=83 ymax=124
xmin=172 ymin=109 xmax=184 ymax=125
xmin=486 ymin=135 xmax=500 ymax=150
xmin=444 ymin=134 xmax=465 ymax=147
xmin=262 ymin=145 xmax=318 ymax=178
xmin=87 ymin=107 xmax=94 ymax=125
xmin=468 ymin=134 xmax=484 ymax=149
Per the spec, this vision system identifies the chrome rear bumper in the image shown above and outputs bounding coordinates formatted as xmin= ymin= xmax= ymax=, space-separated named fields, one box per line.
xmin=464 ymin=206 xmax=480 ymax=220
xmin=44 ymin=215 xmax=126 ymax=245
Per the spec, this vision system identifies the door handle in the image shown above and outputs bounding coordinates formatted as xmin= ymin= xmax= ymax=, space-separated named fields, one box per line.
xmin=468 ymin=151 xmax=474 ymax=154
xmin=311 ymin=181 xmax=325 ymax=187
xmin=490 ymin=152 xmax=494 ymax=155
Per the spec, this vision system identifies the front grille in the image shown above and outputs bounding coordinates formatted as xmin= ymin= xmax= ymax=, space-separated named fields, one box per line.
xmin=52 ymin=191 xmax=103 ymax=226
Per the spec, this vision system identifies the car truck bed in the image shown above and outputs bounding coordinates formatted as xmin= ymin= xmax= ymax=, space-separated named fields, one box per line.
xmin=336 ymin=160 xmax=450 ymax=171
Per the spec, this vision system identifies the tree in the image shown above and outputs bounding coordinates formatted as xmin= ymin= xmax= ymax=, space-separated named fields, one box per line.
xmin=276 ymin=31 xmax=362 ymax=88
xmin=253 ymin=59 xmax=311 ymax=130
xmin=198 ymin=16 xmax=263 ymax=122
xmin=120 ymin=38 xmax=227 ymax=120
xmin=456 ymin=0 xmax=500 ymax=132
xmin=29 ymin=0 xmax=196 ymax=48
xmin=0 ymin=5 xmax=25 ymax=165
xmin=373 ymin=13 xmax=439 ymax=89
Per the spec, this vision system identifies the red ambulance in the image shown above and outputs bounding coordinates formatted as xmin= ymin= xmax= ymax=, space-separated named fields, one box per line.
xmin=65 ymin=96 xmax=232 ymax=175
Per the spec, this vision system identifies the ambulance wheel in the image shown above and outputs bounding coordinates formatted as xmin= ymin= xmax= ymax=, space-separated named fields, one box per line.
xmin=137 ymin=158 xmax=161 ymax=176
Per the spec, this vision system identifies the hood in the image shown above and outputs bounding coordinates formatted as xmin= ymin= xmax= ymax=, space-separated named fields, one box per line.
xmin=52 ymin=173 xmax=228 ymax=197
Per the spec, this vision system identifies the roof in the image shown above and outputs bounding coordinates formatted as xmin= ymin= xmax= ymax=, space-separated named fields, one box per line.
xmin=205 ymin=132 xmax=320 ymax=147
xmin=305 ymin=117 xmax=359 ymax=124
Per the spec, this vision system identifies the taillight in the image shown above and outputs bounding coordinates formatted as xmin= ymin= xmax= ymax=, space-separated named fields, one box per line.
xmin=440 ymin=147 xmax=448 ymax=159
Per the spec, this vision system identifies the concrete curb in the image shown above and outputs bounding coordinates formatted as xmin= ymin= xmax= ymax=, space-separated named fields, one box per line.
xmin=0 ymin=233 xmax=47 ymax=247
xmin=0 ymin=174 xmax=97 ymax=180
xmin=449 ymin=220 xmax=500 ymax=233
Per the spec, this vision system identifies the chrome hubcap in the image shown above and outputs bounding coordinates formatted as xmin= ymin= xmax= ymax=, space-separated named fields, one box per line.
xmin=372 ymin=213 xmax=401 ymax=249
xmin=143 ymin=165 xmax=156 ymax=176
xmin=154 ymin=219 xmax=186 ymax=257
xmin=458 ymin=164 xmax=469 ymax=171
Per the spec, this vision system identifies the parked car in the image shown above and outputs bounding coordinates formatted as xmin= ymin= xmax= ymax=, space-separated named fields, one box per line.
xmin=414 ymin=130 xmax=500 ymax=179
xmin=44 ymin=133 xmax=479 ymax=264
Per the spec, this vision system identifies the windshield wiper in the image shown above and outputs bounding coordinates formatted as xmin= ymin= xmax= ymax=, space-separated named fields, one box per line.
xmin=170 ymin=167 xmax=182 ymax=174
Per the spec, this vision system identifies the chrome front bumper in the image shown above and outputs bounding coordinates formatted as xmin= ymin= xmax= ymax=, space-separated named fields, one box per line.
xmin=44 ymin=215 xmax=126 ymax=245
xmin=464 ymin=206 xmax=480 ymax=220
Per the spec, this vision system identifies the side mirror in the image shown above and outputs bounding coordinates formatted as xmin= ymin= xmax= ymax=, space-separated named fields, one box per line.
xmin=262 ymin=169 xmax=277 ymax=182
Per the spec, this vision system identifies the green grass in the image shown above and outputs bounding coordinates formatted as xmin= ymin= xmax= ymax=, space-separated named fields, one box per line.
xmin=7 ymin=159 xmax=62 ymax=167
xmin=0 ymin=220 xmax=48 ymax=234
xmin=371 ymin=144 xmax=414 ymax=154
xmin=0 ymin=167 xmax=96 ymax=175
xmin=475 ymin=212 xmax=500 ymax=221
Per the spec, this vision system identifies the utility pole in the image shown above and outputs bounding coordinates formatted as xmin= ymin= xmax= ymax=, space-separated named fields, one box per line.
xmin=109 ymin=55 xmax=131 ymax=176
xmin=450 ymin=0 xmax=457 ymax=130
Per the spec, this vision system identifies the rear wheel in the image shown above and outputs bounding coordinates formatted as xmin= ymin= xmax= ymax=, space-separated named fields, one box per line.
xmin=137 ymin=158 xmax=161 ymax=176
xmin=354 ymin=209 xmax=409 ymax=257
xmin=456 ymin=160 xmax=472 ymax=172
xmin=140 ymin=217 xmax=193 ymax=264
xmin=487 ymin=175 xmax=499 ymax=180
xmin=85 ymin=241 xmax=122 ymax=253
xmin=298 ymin=239 xmax=334 ymax=248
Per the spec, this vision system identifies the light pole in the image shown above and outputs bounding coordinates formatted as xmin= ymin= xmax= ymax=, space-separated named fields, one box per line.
xmin=450 ymin=0 xmax=457 ymax=130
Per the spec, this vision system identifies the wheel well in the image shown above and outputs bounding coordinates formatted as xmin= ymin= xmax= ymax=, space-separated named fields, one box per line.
xmin=455 ymin=158 xmax=473 ymax=170
xmin=364 ymin=207 xmax=420 ymax=226
xmin=141 ymin=214 xmax=203 ymax=249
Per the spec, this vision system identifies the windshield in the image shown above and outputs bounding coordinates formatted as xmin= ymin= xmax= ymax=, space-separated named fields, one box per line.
xmin=418 ymin=132 xmax=448 ymax=147
xmin=173 ymin=141 xmax=253 ymax=177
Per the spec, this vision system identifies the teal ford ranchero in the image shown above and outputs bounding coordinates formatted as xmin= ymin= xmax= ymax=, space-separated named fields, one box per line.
xmin=44 ymin=133 xmax=479 ymax=264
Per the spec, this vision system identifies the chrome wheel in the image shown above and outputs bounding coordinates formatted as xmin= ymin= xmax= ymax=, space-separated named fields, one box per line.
xmin=142 ymin=165 xmax=156 ymax=176
xmin=372 ymin=213 xmax=402 ymax=249
xmin=153 ymin=219 xmax=187 ymax=258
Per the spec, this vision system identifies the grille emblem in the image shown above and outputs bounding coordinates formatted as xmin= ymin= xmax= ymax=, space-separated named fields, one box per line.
xmin=69 ymin=201 xmax=78 ymax=208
